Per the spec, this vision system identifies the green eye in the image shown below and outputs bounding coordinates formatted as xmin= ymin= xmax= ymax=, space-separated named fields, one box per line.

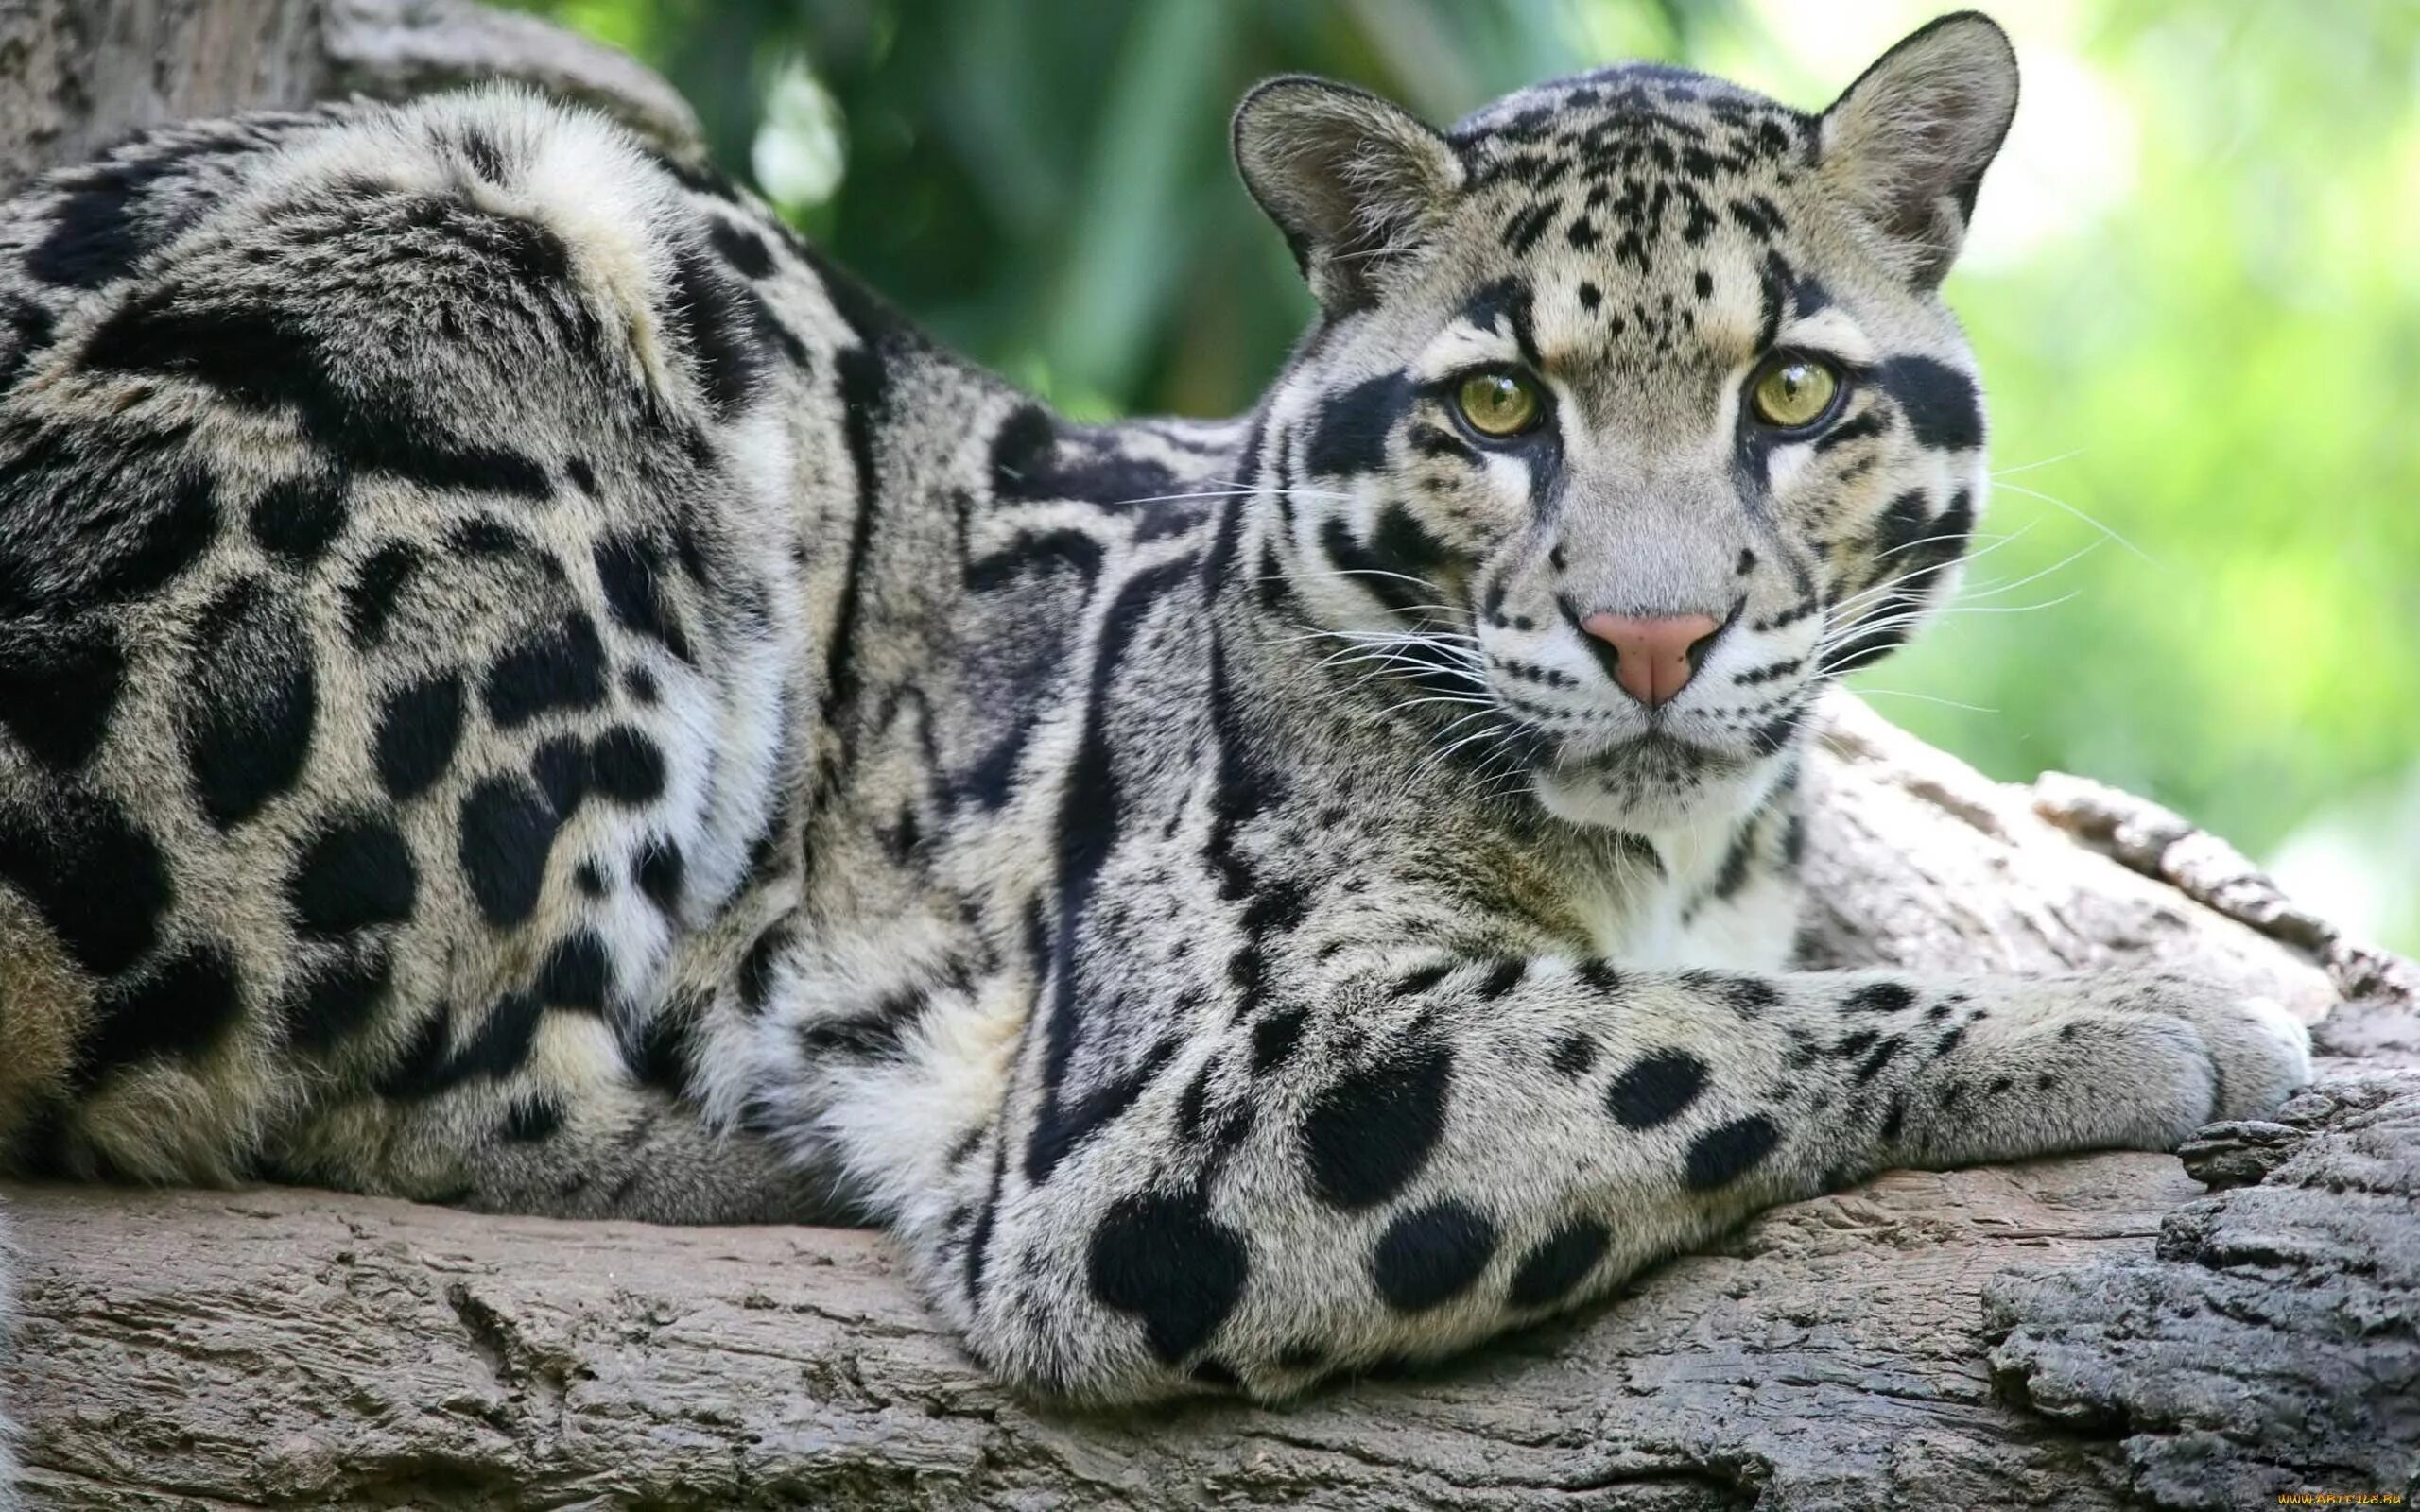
xmin=1750 ymin=356 xmax=1841 ymax=430
xmin=1455 ymin=370 xmax=1545 ymax=438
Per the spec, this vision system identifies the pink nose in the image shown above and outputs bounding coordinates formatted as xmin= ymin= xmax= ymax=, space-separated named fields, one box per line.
xmin=1579 ymin=612 xmax=1723 ymax=709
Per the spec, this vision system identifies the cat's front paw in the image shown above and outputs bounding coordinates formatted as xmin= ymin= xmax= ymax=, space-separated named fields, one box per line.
xmin=2132 ymin=977 xmax=2314 ymax=1125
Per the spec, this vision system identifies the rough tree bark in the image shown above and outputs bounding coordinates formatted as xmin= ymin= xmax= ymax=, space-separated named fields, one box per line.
xmin=2 ymin=5 xmax=2415 ymax=1507
xmin=0 ymin=0 xmax=702 ymax=198
xmin=7 ymin=695 xmax=2412 ymax=1510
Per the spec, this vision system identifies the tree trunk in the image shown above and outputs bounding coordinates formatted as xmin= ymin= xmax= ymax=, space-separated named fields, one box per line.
xmin=1 ymin=5 xmax=2415 ymax=1506
xmin=0 ymin=0 xmax=703 ymax=198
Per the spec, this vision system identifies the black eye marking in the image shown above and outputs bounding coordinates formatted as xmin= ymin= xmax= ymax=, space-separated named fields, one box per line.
xmin=1304 ymin=371 xmax=1412 ymax=479
xmin=1408 ymin=423 xmax=1477 ymax=466
xmin=1461 ymin=278 xmax=1541 ymax=368
xmin=1876 ymin=356 xmax=1983 ymax=452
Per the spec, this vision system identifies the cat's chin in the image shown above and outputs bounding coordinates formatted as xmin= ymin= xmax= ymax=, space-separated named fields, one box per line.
xmin=1529 ymin=739 xmax=1777 ymax=833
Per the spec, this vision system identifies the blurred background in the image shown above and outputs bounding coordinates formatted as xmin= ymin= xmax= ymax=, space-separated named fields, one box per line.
xmin=506 ymin=0 xmax=2420 ymax=951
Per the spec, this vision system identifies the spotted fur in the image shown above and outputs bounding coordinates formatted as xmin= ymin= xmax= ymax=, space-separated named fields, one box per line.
xmin=0 ymin=12 xmax=2308 ymax=1415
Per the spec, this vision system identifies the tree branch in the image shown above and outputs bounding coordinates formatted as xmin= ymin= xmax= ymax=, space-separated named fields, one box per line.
xmin=7 ymin=694 xmax=2412 ymax=1508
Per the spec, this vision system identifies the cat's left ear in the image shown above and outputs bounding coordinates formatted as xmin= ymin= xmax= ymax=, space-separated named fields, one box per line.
xmin=1819 ymin=11 xmax=2019 ymax=289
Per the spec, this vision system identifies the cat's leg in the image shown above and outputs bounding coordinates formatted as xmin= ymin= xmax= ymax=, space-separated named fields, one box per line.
xmin=874 ymin=958 xmax=2308 ymax=1404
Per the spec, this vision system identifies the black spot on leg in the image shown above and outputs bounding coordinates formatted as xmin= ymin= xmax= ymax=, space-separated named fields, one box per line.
xmin=0 ymin=789 xmax=171 ymax=977
xmin=1684 ymin=1114 xmax=1780 ymax=1191
xmin=373 ymin=671 xmax=464 ymax=800
xmin=594 ymin=534 xmax=692 ymax=662
xmin=536 ymin=931 xmax=612 ymax=1013
xmin=184 ymin=578 xmax=317 ymax=830
xmin=1605 ymin=1048 xmax=1707 ymax=1129
xmin=1275 ymin=1342 xmax=1328 ymax=1373
xmin=738 ymin=920 xmax=792 ymax=1013
xmin=1301 ymin=1040 xmax=1453 ymax=1211
xmin=1845 ymin=982 xmax=1915 ymax=1016
xmin=1855 ymin=1037 xmax=1904 ymax=1084
xmin=504 ymin=1097 xmax=564 ymax=1143
xmin=796 ymin=983 xmax=933 ymax=1060
xmin=0 ymin=620 xmax=124 ymax=771
xmin=1087 ymin=1190 xmax=1248 ymax=1364
xmin=1507 ymin=1219 xmax=1611 ymax=1309
xmin=1187 ymin=1358 xmax=1241 ymax=1391
xmin=1372 ymin=1199 xmax=1498 ymax=1312
xmin=634 ymin=838 xmax=683 ymax=914
xmin=249 ymin=472 xmax=347 ymax=565
xmin=1251 ymin=1005 xmax=1308 ymax=1075
xmin=281 ymin=944 xmax=395 ymax=1053
xmin=529 ymin=736 xmax=588 ymax=819
xmin=484 ymin=613 xmax=607 ymax=728
xmin=74 ymin=940 xmax=243 ymax=1085
xmin=1719 ymin=976 xmax=1781 ymax=1017
xmin=589 ymin=727 xmax=666 ymax=804
xmin=344 ymin=541 xmax=424 ymax=648
xmin=458 ymin=775 xmax=560 ymax=927
xmin=1549 ymin=1032 xmax=1598 ymax=1078
xmin=1478 ymin=960 xmax=1527 ymax=1000
xmin=1831 ymin=1030 xmax=1879 ymax=1060
xmin=286 ymin=815 xmax=416 ymax=937
xmin=1174 ymin=1057 xmax=1219 ymax=1143
xmin=622 ymin=1009 xmax=696 ymax=1097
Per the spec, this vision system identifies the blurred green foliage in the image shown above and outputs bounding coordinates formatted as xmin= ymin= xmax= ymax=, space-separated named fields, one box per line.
xmin=508 ymin=0 xmax=2420 ymax=949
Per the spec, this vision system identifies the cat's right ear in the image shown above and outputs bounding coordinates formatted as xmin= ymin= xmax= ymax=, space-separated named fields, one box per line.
xmin=1233 ymin=77 xmax=1462 ymax=312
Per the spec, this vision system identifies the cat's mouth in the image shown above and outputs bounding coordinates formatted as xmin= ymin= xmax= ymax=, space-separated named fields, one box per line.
xmin=1560 ymin=728 xmax=1743 ymax=777
xmin=1481 ymin=696 xmax=1739 ymax=770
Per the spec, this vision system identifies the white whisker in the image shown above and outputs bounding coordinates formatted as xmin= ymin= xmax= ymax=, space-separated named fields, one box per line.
xmin=1852 ymin=687 xmax=2000 ymax=713
xmin=1989 ymin=448 xmax=2084 ymax=481
xmin=1991 ymin=478 xmax=2156 ymax=566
